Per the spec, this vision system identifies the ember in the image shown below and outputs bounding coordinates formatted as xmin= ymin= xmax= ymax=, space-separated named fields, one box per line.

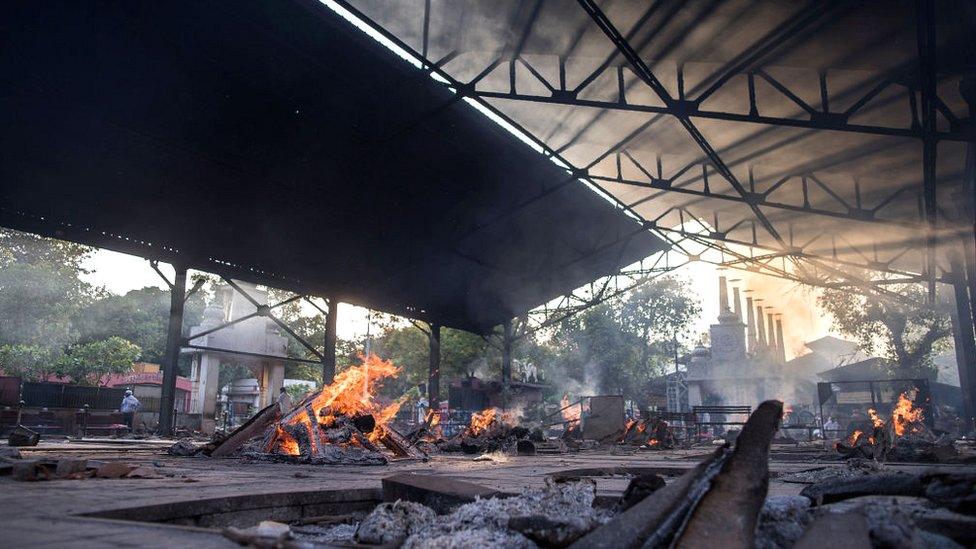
xmin=618 ymin=416 xmax=674 ymax=449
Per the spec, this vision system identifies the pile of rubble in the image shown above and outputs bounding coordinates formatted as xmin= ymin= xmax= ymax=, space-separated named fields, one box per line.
xmin=758 ymin=466 xmax=976 ymax=547
xmin=213 ymin=400 xmax=975 ymax=548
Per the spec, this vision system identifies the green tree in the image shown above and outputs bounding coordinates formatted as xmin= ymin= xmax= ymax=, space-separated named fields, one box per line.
xmin=73 ymin=286 xmax=207 ymax=363
xmin=0 ymin=229 xmax=97 ymax=350
xmin=0 ymin=344 xmax=62 ymax=381
xmin=55 ymin=336 xmax=141 ymax=385
xmin=620 ymin=277 xmax=701 ymax=371
xmin=818 ymin=279 xmax=951 ymax=378
xmin=546 ymin=277 xmax=700 ymax=403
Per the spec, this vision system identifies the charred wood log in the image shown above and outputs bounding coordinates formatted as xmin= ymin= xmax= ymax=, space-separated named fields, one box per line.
xmin=799 ymin=473 xmax=925 ymax=505
xmin=674 ymin=400 xmax=783 ymax=548
xmin=379 ymin=425 xmax=426 ymax=460
xmin=210 ymin=403 xmax=280 ymax=457
xmin=614 ymin=474 xmax=666 ymax=513
xmin=572 ymin=446 xmax=731 ymax=548
xmin=8 ymin=426 xmax=40 ymax=447
xmin=571 ymin=400 xmax=783 ymax=549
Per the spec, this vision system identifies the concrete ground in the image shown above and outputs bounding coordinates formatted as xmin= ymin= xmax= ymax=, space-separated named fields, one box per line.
xmin=2 ymin=439 xmax=971 ymax=548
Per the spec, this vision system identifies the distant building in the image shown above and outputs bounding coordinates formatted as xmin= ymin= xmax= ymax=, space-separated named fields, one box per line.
xmin=684 ymin=276 xmax=796 ymax=407
xmin=220 ymin=378 xmax=316 ymax=425
xmin=817 ymin=356 xmax=962 ymax=410
xmin=182 ymin=280 xmax=290 ymax=433
xmin=447 ymin=375 xmax=545 ymax=411
xmin=784 ymin=336 xmax=870 ymax=381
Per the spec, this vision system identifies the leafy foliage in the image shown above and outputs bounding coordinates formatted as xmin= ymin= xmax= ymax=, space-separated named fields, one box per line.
xmin=0 ymin=344 xmax=62 ymax=381
xmin=73 ymin=286 xmax=206 ymax=363
xmin=818 ymin=276 xmax=951 ymax=378
xmin=544 ymin=277 xmax=700 ymax=404
xmin=0 ymin=229 xmax=97 ymax=349
xmin=54 ymin=336 xmax=142 ymax=385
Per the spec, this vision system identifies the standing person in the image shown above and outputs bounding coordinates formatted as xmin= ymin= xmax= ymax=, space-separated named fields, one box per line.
xmin=120 ymin=390 xmax=140 ymax=431
xmin=277 ymin=386 xmax=293 ymax=413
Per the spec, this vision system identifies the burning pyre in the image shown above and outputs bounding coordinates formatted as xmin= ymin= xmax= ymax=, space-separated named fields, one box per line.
xmin=618 ymin=417 xmax=674 ymax=449
xmin=835 ymin=390 xmax=956 ymax=462
xmin=439 ymin=407 xmax=540 ymax=455
xmin=252 ymin=354 xmax=418 ymax=465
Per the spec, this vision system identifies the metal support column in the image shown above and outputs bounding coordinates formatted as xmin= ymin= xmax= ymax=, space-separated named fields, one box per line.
xmin=158 ymin=264 xmax=187 ymax=436
xmin=961 ymin=78 xmax=976 ymax=329
xmin=322 ymin=297 xmax=338 ymax=385
xmin=949 ymin=256 xmax=976 ymax=432
xmin=502 ymin=320 xmax=513 ymax=384
xmin=428 ymin=323 xmax=441 ymax=406
xmin=916 ymin=0 xmax=939 ymax=300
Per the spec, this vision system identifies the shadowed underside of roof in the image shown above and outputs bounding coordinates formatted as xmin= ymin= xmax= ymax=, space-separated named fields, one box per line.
xmin=0 ymin=0 xmax=667 ymax=333
xmin=345 ymin=0 xmax=976 ymax=283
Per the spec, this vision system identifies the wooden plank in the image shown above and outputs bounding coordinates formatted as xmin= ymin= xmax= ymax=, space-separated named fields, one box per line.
xmin=209 ymin=403 xmax=280 ymax=458
xmin=675 ymin=400 xmax=783 ymax=548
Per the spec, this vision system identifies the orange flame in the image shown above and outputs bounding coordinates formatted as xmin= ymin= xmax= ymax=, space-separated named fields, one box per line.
xmin=467 ymin=407 xmax=516 ymax=436
xmin=427 ymin=409 xmax=441 ymax=427
xmin=469 ymin=408 xmax=496 ymax=436
xmin=892 ymin=391 xmax=923 ymax=436
xmin=647 ymin=438 xmax=660 ymax=447
xmin=306 ymin=354 xmax=399 ymax=419
xmin=275 ymin=425 xmax=300 ymax=456
xmin=846 ymin=429 xmax=864 ymax=445
xmin=867 ymin=408 xmax=885 ymax=429
xmin=560 ymin=394 xmax=581 ymax=424
xmin=271 ymin=354 xmax=401 ymax=456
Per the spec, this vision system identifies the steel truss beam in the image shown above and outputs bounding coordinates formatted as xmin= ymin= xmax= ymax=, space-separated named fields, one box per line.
xmin=518 ymin=248 xmax=687 ymax=338
xmin=330 ymin=0 xmax=956 ymax=323
xmin=472 ymin=85 xmax=974 ymax=143
xmin=180 ymin=276 xmax=325 ymax=364
xmin=576 ymin=0 xmax=787 ymax=250
xmin=649 ymin=213 xmax=931 ymax=283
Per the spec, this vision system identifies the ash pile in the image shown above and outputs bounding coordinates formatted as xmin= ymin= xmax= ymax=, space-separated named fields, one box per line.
xmin=834 ymin=391 xmax=965 ymax=463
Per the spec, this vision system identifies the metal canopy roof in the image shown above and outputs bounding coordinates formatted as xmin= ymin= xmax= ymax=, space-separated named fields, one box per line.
xmin=343 ymin=0 xmax=976 ymax=291
xmin=0 ymin=0 xmax=667 ymax=333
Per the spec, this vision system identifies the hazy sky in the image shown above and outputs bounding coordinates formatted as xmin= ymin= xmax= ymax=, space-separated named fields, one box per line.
xmin=81 ymin=247 xmax=835 ymax=358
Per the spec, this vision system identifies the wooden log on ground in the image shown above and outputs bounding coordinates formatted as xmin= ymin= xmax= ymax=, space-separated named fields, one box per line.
xmin=571 ymin=400 xmax=784 ymax=549
xmin=570 ymin=446 xmax=731 ymax=549
xmin=799 ymin=473 xmax=925 ymax=505
xmin=614 ymin=473 xmax=666 ymax=513
xmin=8 ymin=425 xmax=40 ymax=447
xmin=675 ymin=400 xmax=783 ymax=548
xmin=379 ymin=425 xmax=426 ymax=459
xmin=209 ymin=403 xmax=280 ymax=457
